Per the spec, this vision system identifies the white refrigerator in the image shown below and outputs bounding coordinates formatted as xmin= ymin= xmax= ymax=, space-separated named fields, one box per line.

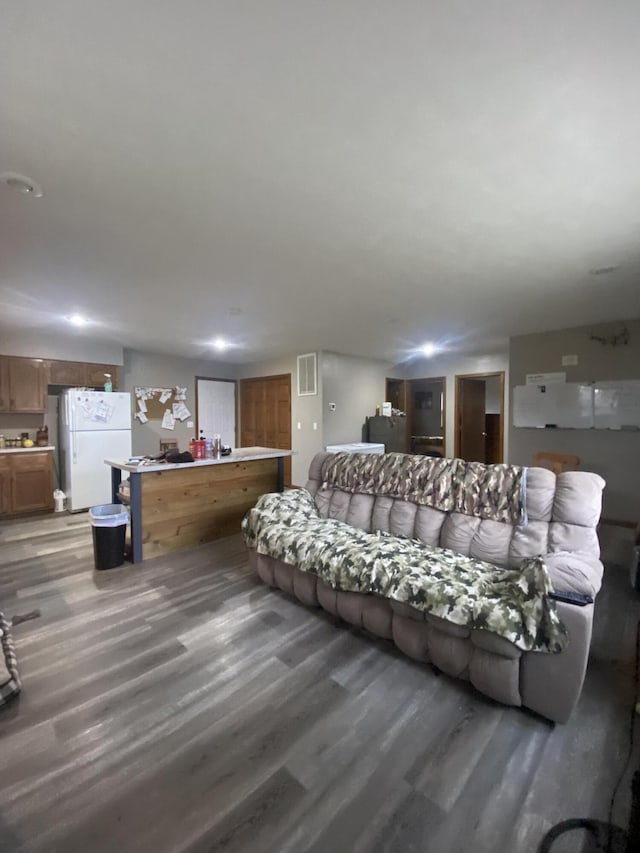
xmin=59 ymin=390 xmax=132 ymax=511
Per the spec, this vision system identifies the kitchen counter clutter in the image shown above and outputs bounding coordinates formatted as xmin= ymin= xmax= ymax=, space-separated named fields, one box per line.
xmin=108 ymin=446 xmax=292 ymax=474
xmin=106 ymin=446 xmax=293 ymax=563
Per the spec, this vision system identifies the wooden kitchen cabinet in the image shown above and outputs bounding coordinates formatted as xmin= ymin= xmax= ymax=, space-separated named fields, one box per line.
xmin=48 ymin=359 xmax=120 ymax=389
xmin=48 ymin=359 xmax=87 ymax=386
xmin=0 ymin=456 xmax=11 ymax=516
xmin=0 ymin=356 xmax=48 ymax=413
xmin=85 ymin=363 xmax=119 ymax=388
xmin=1 ymin=452 xmax=54 ymax=517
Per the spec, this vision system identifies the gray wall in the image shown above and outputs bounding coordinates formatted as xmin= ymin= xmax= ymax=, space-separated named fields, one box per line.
xmin=123 ymin=348 xmax=235 ymax=456
xmin=322 ymin=351 xmax=390 ymax=448
xmin=399 ymin=351 xmax=509 ymax=459
xmin=509 ymin=318 xmax=640 ymax=523
xmin=0 ymin=330 xmax=124 ymax=364
xmin=485 ymin=375 xmax=502 ymax=414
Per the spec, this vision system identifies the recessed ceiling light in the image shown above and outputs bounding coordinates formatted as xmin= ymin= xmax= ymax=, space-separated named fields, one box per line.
xmin=0 ymin=172 xmax=44 ymax=198
xmin=69 ymin=314 xmax=89 ymax=326
xmin=421 ymin=342 xmax=436 ymax=357
xmin=212 ymin=337 xmax=228 ymax=351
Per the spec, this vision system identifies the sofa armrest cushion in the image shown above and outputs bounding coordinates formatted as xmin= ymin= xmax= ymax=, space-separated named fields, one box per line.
xmin=544 ymin=551 xmax=604 ymax=598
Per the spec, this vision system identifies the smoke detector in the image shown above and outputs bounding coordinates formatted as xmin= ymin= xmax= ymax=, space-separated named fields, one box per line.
xmin=0 ymin=172 xmax=44 ymax=198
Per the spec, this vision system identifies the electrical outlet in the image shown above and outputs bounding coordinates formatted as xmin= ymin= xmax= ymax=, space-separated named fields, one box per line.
xmin=297 ymin=421 xmax=302 ymax=430
xmin=329 ymin=402 xmax=336 ymax=412
xmin=187 ymin=421 xmax=194 ymax=429
xmin=312 ymin=422 xmax=318 ymax=430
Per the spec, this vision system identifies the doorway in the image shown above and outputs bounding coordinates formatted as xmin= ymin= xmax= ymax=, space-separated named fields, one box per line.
xmin=195 ymin=377 xmax=237 ymax=448
xmin=239 ymin=374 xmax=292 ymax=486
xmin=454 ymin=372 xmax=505 ymax=463
xmin=385 ymin=377 xmax=446 ymax=457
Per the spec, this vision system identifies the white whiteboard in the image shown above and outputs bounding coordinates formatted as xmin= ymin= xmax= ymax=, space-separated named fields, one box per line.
xmin=593 ymin=380 xmax=640 ymax=430
xmin=513 ymin=383 xmax=594 ymax=429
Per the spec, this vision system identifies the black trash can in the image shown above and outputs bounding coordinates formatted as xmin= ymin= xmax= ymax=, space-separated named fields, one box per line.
xmin=89 ymin=504 xmax=129 ymax=570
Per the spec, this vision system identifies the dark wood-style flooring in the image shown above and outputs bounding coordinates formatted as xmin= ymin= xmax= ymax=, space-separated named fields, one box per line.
xmin=0 ymin=513 xmax=639 ymax=853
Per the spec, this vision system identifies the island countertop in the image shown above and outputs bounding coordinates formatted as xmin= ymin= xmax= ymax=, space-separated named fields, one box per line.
xmin=105 ymin=447 xmax=291 ymax=563
xmin=105 ymin=446 xmax=294 ymax=473
xmin=0 ymin=445 xmax=56 ymax=454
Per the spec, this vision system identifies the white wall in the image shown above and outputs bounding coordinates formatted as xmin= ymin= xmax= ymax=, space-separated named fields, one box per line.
xmin=123 ymin=348 xmax=235 ymax=456
xmin=484 ymin=374 xmax=502 ymax=414
xmin=322 ymin=351 xmax=390 ymax=447
xmin=398 ymin=351 xmax=509 ymax=459
xmin=236 ymin=354 xmax=323 ymax=487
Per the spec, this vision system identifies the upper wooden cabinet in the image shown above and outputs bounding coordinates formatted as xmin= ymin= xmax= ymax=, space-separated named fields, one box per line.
xmin=48 ymin=359 xmax=120 ymax=389
xmin=85 ymin=363 xmax=119 ymax=388
xmin=0 ymin=356 xmax=48 ymax=413
xmin=48 ymin=359 xmax=86 ymax=386
xmin=0 ymin=356 xmax=121 ymax=412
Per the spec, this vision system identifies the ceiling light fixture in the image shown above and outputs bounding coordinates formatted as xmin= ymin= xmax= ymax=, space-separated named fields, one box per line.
xmin=0 ymin=172 xmax=44 ymax=198
xmin=69 ymin=314 xmax=89 ymax=327
xmin=212 ymin=337 xmax=228 ymax=351
xmin=421 ymin=342 xmax=436 ymax=357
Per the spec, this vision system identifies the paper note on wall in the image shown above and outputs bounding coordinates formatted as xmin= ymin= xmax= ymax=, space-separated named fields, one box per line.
xmin=159 ymin=390 xmax=172 ymax=404
xmin=138 ymin=398 xmax=147 ymax=413
xmin=161 ymin=409 xmax=175 ymax=430
xmin=173 ymin=402 xmax=191 ymax=422
xmin=135 ymin=411 xmax=149 ymax=424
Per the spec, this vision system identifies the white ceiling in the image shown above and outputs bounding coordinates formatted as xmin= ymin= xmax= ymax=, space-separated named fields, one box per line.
xmin=1 ymin=1 xmax=639 ymax=365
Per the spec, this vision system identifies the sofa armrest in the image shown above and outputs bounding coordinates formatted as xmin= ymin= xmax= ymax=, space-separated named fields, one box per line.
xmin=544 ymin=551 xmax=604 ymax=599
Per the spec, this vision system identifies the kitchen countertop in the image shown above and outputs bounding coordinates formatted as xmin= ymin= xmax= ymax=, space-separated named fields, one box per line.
xmin=105 ymin=446 xmax=294 ymax=474
xmin=0 ymin=445 xmax=56 ymax=454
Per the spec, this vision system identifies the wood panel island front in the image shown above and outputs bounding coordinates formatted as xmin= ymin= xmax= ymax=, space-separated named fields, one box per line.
xmin=106 ymin=446 xmax=293 ymax=563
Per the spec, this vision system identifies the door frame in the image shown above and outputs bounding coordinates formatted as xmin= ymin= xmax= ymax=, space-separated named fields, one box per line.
xmin=385 ymin=377 xmax=447 ymax=456
xmin=407 ymin=376 xmax=447 ymax=457
xmin=195 ymin=376 xmax=238 ymax=445
xmin=454 ymin=371 xmax=505 ymax=462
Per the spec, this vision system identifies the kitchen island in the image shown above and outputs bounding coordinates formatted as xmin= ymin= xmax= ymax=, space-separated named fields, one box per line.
xmin=106 ymin=446 xmax=293 ymax=563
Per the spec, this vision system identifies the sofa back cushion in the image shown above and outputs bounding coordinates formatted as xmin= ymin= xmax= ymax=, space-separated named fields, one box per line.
xmin=305 ymin=452 xmax=604 ymax=568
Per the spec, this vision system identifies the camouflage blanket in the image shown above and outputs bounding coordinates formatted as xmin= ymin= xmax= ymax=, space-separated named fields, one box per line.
xmin=321 ymin=453 xmax=527 ymax=525
xmin=242 ymin=489 xmax=566 ymax=654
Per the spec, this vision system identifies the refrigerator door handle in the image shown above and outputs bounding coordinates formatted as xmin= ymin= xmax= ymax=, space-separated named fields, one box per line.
xmin=72 ymin=430 xmax=77 ymax=464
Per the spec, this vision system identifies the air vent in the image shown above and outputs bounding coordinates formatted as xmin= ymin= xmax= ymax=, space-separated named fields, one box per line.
xmin=297 ymin=352 xmax=317 ymax=396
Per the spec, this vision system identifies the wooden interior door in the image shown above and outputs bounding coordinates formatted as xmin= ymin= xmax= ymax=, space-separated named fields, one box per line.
xmin=240 ymin=375 xmax=292 ymax=486
xmin=457 ymin=378 xmax=486 ymax=462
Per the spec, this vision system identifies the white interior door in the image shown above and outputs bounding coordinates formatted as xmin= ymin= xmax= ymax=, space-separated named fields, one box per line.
xmin=197 ymin=379 xmax=236 ymax=447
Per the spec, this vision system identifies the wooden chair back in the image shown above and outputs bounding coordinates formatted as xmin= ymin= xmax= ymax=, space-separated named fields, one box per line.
xmin=532 ymin=451 xmax=580 ymax=474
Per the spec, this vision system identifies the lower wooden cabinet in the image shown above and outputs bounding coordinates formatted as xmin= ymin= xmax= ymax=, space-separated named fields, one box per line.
xmin=0 ymin=456 xmax=11 ymax=516
xmin=0 ymin=452 xmax=54 ymax=518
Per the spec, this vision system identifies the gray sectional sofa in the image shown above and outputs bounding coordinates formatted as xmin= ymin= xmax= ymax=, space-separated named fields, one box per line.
xmin=248 ymin=452 xmax=605 ymax=723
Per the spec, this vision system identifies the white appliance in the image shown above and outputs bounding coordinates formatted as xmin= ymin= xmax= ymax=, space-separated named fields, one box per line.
xmin=59 ymin=390 xmax=132 ymax=511
xmin=325 ymin=442 xmax=385 ymax=454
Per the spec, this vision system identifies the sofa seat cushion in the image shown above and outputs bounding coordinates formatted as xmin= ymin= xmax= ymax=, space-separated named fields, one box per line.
xmin=243 ymin=488 xmax=568 ymax=654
